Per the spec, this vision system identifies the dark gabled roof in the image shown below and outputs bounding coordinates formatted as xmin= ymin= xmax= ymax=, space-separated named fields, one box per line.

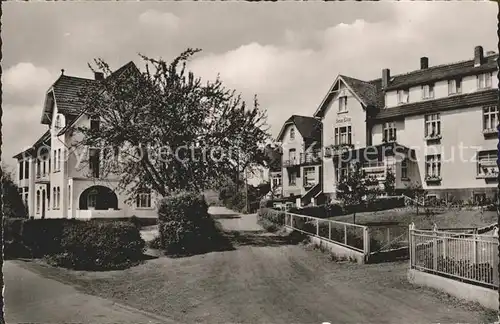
xmin=13 ymin=130 xmax=51 ymax=159
xmin=277 ymin=115 xmax=322 ymax=142
xmin=374 ymin=89 xmax=498 ymax=121
xmin=52 ymin=76 xmax=98 ymax=116
xmin=53 ymin=62 xmax=141 ymax=135
xmin=385 ymin=54 xmax=498 ymax=91
xmin=340 ymin=75 xmax=379 ymax=107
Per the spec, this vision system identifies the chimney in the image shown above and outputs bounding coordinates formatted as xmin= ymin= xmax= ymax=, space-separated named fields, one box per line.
xmin=94 ymin=72 xmax=104 ymax=80
xmin=382 ymin=69 xmax=390 ymax=89
xmin=420 ymin=57 xmax=429 ymax=69
xmin=474 ymin=46 xmax=484 ymax=67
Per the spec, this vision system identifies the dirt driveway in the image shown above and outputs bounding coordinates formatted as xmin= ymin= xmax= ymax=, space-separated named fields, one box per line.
xmin=21 ymin=206 xmax=496 ymax=324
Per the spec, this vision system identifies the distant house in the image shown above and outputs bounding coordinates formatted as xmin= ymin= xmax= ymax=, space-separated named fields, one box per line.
xmin=276 ymin=115 xmax=322 ymax=207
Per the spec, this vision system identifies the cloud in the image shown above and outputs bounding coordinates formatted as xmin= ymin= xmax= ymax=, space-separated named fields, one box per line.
xmin=138 ymin=10 xmax=180 ymax=30
xmin=186 ymin=3 xmax=496 ymax=140
xmin=3 ymin=62 xmax=54 ymax=105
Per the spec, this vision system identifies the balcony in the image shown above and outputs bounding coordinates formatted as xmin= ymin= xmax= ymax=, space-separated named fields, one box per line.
xmin=362 ymin=161 xmax=386 ymax=181
xmin=35 ymin=173 xmax=50 ymax=183
xmin=425 ymin=175 xmax=442 ymax=183
xmin=482 ymin=128 xmax=498 ymax=138
xmin=424 ymin=134 xmax=442 ymax=142
xmin=299 ymin=151 xmax=322 ymax=166
xmin=477 ymin=165 xmax=499 ymax=179
xmin=324 ymin=144 xmax=354 ymax=158
xmin=283 ymin=158 xmax=300 ymax=168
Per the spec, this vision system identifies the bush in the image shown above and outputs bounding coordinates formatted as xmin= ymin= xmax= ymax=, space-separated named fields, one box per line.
xmin=257 ymin=208 xmax=286 ymax=229
xmin=129 ymin=215 xmax=142 ymax=229
xmin=4 ymin=240 xmax=32 ymax=259
xmin=289 ymin=204 xmax=344 ymax=219
xmin=3 ymin=218 xmax=25 ymax=242
xmin=157 ymin=192 xmax=221 ymax=255
xmin=48 ymin=221 xmax=145 ymax=270
xmin=21 ymin=219 xmax=78 ymax=257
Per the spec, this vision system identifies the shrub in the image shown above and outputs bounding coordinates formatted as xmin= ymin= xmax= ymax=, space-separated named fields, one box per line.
xmin=48 ymin=221 xmax=145 ymax=270
xmin=4 ymin=240 xmax=32 ymax=259
xmin=129 ymin=215 xmax=142 ymax=229
xmin=3 ymin=218 xmax=25 ymax=242
xmin=157 ymin=192 xmax=220 ymax=255
xmin=289 ymin=204 xmax=344 ymax=219
xmin=257 ymin=208 xmax=286 ymax=229
xmin=21 ymin=219 xmax=78 ymax=257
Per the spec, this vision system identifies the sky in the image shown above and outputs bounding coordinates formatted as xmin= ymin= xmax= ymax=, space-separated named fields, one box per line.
xmin=2 ymin=2 xmax=497 ymax=172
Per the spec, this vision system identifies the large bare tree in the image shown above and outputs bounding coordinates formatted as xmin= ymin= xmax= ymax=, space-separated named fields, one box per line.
xmin=73 ymin=49 xmax=270 ymax=200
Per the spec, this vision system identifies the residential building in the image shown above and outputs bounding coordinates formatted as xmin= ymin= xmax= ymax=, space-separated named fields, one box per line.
xmin=13 ymin=62 xmax=158 ymax=219
xmin=313 ymin=45 xmax=498 ymax=203
xmin=276 ymin=115 xmax=322 ymax=207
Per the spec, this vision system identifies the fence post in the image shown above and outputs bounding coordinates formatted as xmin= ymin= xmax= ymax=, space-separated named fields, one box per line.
xmin=363 ymin=227 xmax=370 ymax=257
xmin=316 ymin=218 xmax=319 ymax=236
xmin=432 ymin=223 xmax=438 ymax=271
xmin=344 ymin=224 xmax=347 ymax=245
xmin=473 ymin=233 xmax=478 ymax=264
xmin=329 ymin=221 xmax=331 ymax=240
xmin=409 ymin=223 xmax=414 ymax=268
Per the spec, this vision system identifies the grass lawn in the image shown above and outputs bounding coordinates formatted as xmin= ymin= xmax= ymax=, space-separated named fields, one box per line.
xmin=331 ymin=208 xmax=497 ymax=230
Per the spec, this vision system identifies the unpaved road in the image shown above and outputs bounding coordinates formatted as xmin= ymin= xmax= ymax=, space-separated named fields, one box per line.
xmin=14 ymin=206 xmax=495 ymax=324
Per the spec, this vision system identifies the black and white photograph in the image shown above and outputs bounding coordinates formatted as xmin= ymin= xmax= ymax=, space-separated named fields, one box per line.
xmin=1 ymin=2 xmax=500 ymax=323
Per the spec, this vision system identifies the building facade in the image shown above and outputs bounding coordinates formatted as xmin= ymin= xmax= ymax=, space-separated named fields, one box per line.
xmin=14 ymin=62 xmax=158 ymax=219
xmin=312 ymin=45 xmax=498 ymax=203
xmin=276 ymin=115 xmax=322 ymax=207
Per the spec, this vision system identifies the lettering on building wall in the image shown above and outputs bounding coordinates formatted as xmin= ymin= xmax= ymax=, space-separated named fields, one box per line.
xmin=336 ymin=116 xmax=351 ymax=124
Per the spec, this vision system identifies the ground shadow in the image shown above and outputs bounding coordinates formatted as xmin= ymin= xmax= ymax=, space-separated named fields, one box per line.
xmin=210 ymin=213 xmax=242 ymax=219
xmin=223 ymin=229 xmax=307 ymax=247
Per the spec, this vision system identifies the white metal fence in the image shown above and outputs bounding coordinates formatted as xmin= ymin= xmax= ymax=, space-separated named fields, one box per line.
xmin=283 ymin=212 xmax=370 ymax=254
xmin=409 ymin=223 xmax=499 ymax=289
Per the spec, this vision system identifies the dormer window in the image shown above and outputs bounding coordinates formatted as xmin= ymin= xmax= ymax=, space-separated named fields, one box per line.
xmin=289 ymin=127 xmax=295 ymax=140
xmin=397 ymin=89 xmax=409 ymax=104
xmin=54 ymin=114 xmax=62 ymax=130
xmin=90 ymin=116 xmax=100 ymax=131
xmin=422 ymin=84 xmax=434 ymax=99
xmin=448 ymin=78 xmax=462 ymax=95
xmin=478 ymin=72 xmax=492 ymax=89
xmin=339 ymin=96 xmax=348 ymax=112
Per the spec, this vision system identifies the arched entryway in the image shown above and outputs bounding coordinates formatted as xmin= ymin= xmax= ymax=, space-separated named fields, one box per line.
xmin=79 ymin=185 xmax=118 ymax=210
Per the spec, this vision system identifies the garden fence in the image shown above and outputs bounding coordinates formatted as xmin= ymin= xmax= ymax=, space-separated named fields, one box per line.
xmin=409 ymin=224 xmax=499 ymax=289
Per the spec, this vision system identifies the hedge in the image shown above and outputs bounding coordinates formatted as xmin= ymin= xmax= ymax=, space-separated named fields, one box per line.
xmin=48 ymin=221 xmax=145 ymax=270
xmin=157 ymin=192 xmax=222 ymax=255
xmin=3 ymin=218 xmax=146 ymax=270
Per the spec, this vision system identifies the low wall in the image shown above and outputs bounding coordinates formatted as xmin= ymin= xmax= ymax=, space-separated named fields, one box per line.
xmin=408 ymin=269 xmax=498 ymax=310
xmin=284 ymin=227 xmax=366 ymax=264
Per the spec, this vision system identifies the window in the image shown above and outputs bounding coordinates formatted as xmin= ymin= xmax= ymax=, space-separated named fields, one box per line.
xmin=397 ymin=89 xmax=409 ymax=104
xmin=289 ymin=127 xmax=295 ymax=140
xmin=53 ymin=187 xmax=57 ymax=209
xmin=53 ymin=150 xmax=57 ymax=172
xmin=422 ymin=84 xmax=434 ymax=99
xmin=289 ymin=149 xmax=296 ymax=163
xmin=383 ymin=122 xmax=397 ymax=142
xmin=334 ymin=126 xmax=352 ymax=145
xmin=336 ymin=162 xmax=349 ymax=181
xmin=36 ymin=190 xmax=40 ymax=214
xmin=272 ymin=177 xmax=282 ymax=187
xmin=57 ymin=149 xmax=62 ymax=171
xmin=401 ymin=159 xmax=408 ymax=179
xmin=425 ymin=155 xmax=441 ymax=179
xmin=478 ymin=73 xmax=492 ymax=89
xmin=55 ymin=115 xmax=62 ymax=130
xmin=303 ymin=167 xmax=316 ymax=187
xmin=424 ymin=113 xmax=441 ymax=138
xmin=24 ymin=160 xmax=29 ymax=179
xmin=57 ymin=187 xmax=61 ymax=209
xmin=448 ymin=78 xmax=462 ymax=95
xmin=483 ymin=105 xmax=498 ymax=131
xmin=339 ymin=96 xmax=347 ymax=112
xmin=88 ymin=192 xmax=97 ymax=209
xmin=19 ymin=161 xmax=24 ymax=180
xmin=136 ymin=190 xmax=152 ymax=208
xmin=477 ymin=150 xmax=498 ymax=178
xmin=90 ymin=116 xmax=100 ymax=131
xmin=89 ymin=148 xmax=100 ymax=178
xmin=289 ymin=171 xmax=297 ymax=186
